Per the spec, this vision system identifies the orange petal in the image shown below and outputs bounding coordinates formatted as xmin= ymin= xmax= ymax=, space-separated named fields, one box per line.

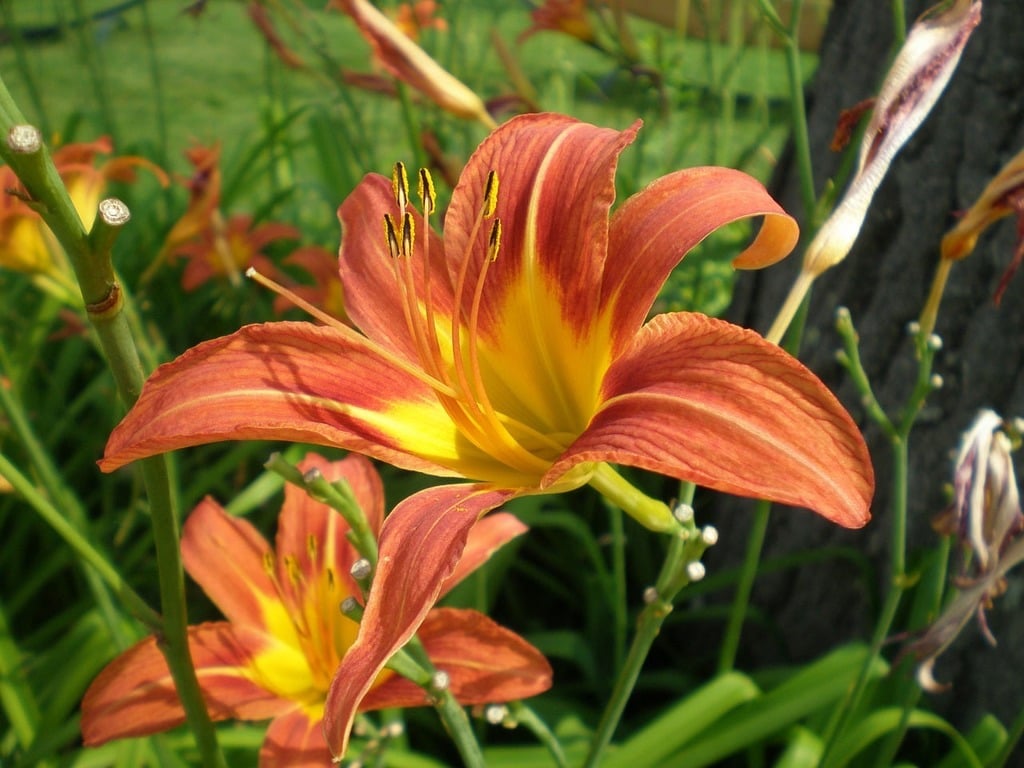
xmin=322 ymin=484 xmax=512 ymax=758
xmin=338 ymin=173 xmax=453 ymax=364
xmin=81 ymin=623 xmax=290 ymax=745
xmin=547 ymin=313 xmax=873 ymax=528
xmin=361 ymin=607 xmax=552 ymax=709
xmin=182 ymin=498 xmax=277 ymax=627
xmin=438 ymin=511 xmax=527 ymax=597
xmin=260 ymin=709 xmax=332 ymax=767
xmin=444 ymin=113 xmax=639 ymax=342
xmin=603 ymin=166 xmax=798 ymax=350
xmin=99 ymin=322 xmax=452 ymax=477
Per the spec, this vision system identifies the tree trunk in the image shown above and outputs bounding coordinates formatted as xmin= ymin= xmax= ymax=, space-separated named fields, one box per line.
xmin=719 ymin=0 xmax=1024 ymax=730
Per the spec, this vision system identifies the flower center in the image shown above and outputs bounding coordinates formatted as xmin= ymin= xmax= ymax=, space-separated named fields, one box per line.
xmin=383 ymin=163 xmax=566 ymax=479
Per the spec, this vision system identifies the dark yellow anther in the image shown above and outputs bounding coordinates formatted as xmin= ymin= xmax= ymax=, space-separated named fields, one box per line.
xmin=383 ymin=214 xmax=401 ymax=259
xmin=483 ymin=170 xmax=499 ymax=218
xmin=326 ymin=567 xmax=335 ymax=590
xmin=487 ymin=219 xmax=502 ymax=262
xmin=284 ymin=555 xmax=301 ymax=586
xmin=392 ymin=162 xmax=409 ymax=209
xmin=402 ymin=212 xmax=415 ymax=257
xmin=307 ymin=534 xmax=317 ymax=562
xmin=262 ymin=551 xmax=275 ymax=577
xmin=418 ymin=167 xmax=436 ymax=215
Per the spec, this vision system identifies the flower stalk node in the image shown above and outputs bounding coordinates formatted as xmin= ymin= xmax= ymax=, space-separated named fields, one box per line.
xmin=84 ymin=283 xmax=123 ymax=320
xmin=7 ymin=124 xmax=41 ymax=154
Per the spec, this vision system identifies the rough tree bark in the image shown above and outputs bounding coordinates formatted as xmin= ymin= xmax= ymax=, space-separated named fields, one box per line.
xmin=716 ymin=0 xmax=1024 ymax=731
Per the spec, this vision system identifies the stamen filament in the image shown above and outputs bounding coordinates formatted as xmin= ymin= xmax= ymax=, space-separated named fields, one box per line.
xmin=245 ymin=267 xmax=458 ymax=399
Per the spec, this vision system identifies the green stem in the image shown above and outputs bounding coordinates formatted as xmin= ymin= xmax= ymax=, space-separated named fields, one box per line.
xmin=891 ymin=0 xmax=907 ymax=47
xmin=608 ymin=502 xmax=628 ymax=674
xmin=582 ymin=483 xmax=700 ymax=768
xmin=588 ymin=463 xmax=678 ymax=533
xmin=820 ymin=416 xmax=910 ymax=767
xmin=509 ymin=702 xmax=569 ymax=768
xmin=0 ymin=78 xmax=226 ymax=767
xmin=717 ymin=499 xmax=770 ymax=673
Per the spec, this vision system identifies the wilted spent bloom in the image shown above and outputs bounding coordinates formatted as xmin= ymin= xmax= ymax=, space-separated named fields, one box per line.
xmin=907 ymin=409 xmax=1024 ymax=692
xmin=330 ymin=0 xmax=495 ymax=128
xmin=941 ymin=146 xmax=1024 ymax=304
xmin=802 ymin=0 xmax=981 ymax=278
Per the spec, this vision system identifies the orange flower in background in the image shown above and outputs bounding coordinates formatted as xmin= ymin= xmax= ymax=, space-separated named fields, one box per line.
xmin=99 ymin=113 xmax=873 ymax=757
xmin=155 ymin=142 xmax=301 ymax=290
xmin=157 ymin=142 xmax=222 ymax=263
xmin=82 ymin=453 xmax=549 ymax=765
xmin=330 ymin=0 xmax=495 ymax=128
xmin=0 ymin=137 xmax=166 ymax=296
xmin=392 ymin=0 xmax=447 ymax=40
xmin=174 ymin=212 xmax=299 ymax=290
xmin=519 ymin=0 xmax=596 ymax=44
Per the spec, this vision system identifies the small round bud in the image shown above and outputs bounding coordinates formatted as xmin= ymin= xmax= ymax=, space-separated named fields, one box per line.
xmin=350 ymin=558 xmax=372 ymax=580
xmin=927 ymin=334 xmax=943 ymax=351
xmin=701 ymin=526 xmax=719 ymax=546
xmin=382 ymin=722 xmax=404 ymax=738
xmin=929 ymin=374 xmax=944 ymax=390
xmin=431 ymin=670 xmax=450 ymax=692
xmin=835 ymin=306 xmax=851 ymax=324
xmin=7 ymin=124 xmax=41 ymax=154
xmin=686 ymin=561 xmax=706 ymax=582
xmin=303 ymin=467 xmax=324 ymax=484
xmin=906 ymin=320 xmax=921 ymax=336
xmin=340 ymin=596 xmax=361 ymax=616
xmin=642 ymin=586 xmax=659 ymax=604
xmin=98 ymin=197 xmax=131 ymax=227
xmin=484 ymin=704 xmax=508 ymax=725
xmin=673 ymin=503 xmax=694 ymax=523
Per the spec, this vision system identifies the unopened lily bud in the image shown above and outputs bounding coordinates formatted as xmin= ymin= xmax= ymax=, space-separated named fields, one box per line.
xmin=804 ymin=0 xmax=981 ymax=277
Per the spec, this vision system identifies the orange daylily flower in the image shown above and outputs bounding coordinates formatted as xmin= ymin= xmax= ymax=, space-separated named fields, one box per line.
xmin=100 ymin=113 xmax=873 ymax=757
xmin=0 ymin=137 xmax=166 ymax=296
xmin=330 ymin=0 xmax=495 ymax=128
xmin=174 ymin=212 xmax=299 ymax=291
xmin=156 ymin=143 xmax=300 ymax=289
xmin=82 ymin=453 xmax=548 ymax=765
xmin=519 ymin=0 xmax=596 ymax=44
xmin=392 ymin=0 xmax=447 ymax=41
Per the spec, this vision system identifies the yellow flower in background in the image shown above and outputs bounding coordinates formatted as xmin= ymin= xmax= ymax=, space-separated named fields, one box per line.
xmin=0 ymin=137 xmax=166 ymax=300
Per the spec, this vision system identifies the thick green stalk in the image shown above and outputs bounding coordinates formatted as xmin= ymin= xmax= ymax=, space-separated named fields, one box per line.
xmin=0 ymin=79 xmax=226 ymax=767
xmin=582 ymin=482 xmax=701 ymax=768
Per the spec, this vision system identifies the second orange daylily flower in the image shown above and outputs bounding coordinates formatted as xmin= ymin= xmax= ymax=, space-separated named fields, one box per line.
xmin=0 ymin=137 xmax=165 ymax=300
xmin=100 ymin=112 xmax=873 ymax=758
xmin=81 ymin=453 xmax=549 ymax=765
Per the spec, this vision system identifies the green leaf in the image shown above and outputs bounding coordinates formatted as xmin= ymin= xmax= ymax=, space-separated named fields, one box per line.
xmin=661 ymin=644 xmax=888 ymax=767
xmin=603 ymin=672 xmax=760 ymax=767
xmin=829 ymin=708 xmax=983 ymax=768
